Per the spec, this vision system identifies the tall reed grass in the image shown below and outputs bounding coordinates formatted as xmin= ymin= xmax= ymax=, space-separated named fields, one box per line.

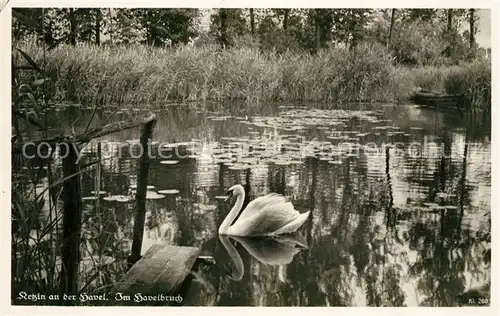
xmin=18 ymin=41 xmax=491 ymax=111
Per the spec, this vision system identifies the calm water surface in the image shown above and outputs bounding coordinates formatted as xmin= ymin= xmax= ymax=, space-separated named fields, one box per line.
xmin=20 ymin=103 xmax=492 ymax=306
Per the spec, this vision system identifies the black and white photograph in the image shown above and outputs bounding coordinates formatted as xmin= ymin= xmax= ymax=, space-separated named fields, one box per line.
xmin=4 ymin=1 xmax=494 ymax=309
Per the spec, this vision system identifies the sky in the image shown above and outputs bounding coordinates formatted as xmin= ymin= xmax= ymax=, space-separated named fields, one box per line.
xmin=476 ymin=9 xmax=491 ymax=48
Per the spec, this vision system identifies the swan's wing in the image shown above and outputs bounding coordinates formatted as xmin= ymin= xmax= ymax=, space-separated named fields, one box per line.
xmin=237 ymin=193 xmax=286 ymax=221
xmin=234 ymin=200 xmax=307 ymax=236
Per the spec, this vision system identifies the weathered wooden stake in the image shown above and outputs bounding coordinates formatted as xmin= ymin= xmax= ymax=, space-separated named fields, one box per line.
xmin=130 ymin=115 xmax=157 ymax=266
xmin=59 ymin=142 xmax=82 ymax=305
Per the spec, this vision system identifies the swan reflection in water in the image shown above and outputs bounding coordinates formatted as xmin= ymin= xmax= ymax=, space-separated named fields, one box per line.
xmin=219 ymin=233 xmax=308 ymax=281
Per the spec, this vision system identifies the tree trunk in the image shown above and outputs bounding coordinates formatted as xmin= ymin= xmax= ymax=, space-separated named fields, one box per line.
xmin=44 ymin=21 xmax=55 ymax=47
xmin=469 ymin=9 xmax=475 ymax=49
xmin=108 ymin=8 xmax=113 ymax=44
xmin=315 ymin=9 xmax=321 ymax=53
xmin=95 ymin=8 xmax=101 ymax=45
xmin=249 ymin=8 xmax=255 ymax=37
xmin=283 ymin=9 xmax=289 ymax=31
xmin=69 ymin=8 xmax=76 ymax=45
xmin=219 ymin=9 xmax=228 ymax=49
xmin=446 ymin=9 xmax=453 ymax=57
xmin=447 ymin=9 xmax=453 ymax=33
xmin=151 ymin=26 xmax=159 ymax=46
xmin=388 ymin=9 xmax=396 ymax=48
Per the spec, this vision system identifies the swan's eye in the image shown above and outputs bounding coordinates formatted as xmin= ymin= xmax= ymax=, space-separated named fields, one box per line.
xmin=226 ymin=189 xmax=233 ymax=196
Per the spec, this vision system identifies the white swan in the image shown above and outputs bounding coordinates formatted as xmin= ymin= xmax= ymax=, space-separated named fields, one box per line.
xmin=218 ymin=184 xmax=311 ymax=236
xmin=219 ymin=234 xmax=308 ymax=281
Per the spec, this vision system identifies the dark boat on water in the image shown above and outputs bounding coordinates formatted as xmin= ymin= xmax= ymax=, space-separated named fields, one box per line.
xmin=410 ymin=90 xmax=464 ymax=110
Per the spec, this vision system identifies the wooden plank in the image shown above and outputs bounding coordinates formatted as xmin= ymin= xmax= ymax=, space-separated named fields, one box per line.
xmin=109 ymin=244 xmax=200 ymax=305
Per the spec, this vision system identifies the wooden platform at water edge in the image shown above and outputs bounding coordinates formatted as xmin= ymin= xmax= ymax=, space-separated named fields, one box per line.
xmin=107 ymin=244 xmax=202 ymax=306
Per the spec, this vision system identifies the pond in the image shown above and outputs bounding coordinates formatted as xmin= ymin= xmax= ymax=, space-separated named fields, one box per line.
xmin=14 ymin=103 xmax=491 ymax=306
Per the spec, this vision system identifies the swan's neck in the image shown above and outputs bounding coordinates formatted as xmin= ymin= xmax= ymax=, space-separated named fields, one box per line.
xmin=219 ymin=235 xmax=244 ymax=281
xmin=219 ymin=192 xmax=245 ymax=233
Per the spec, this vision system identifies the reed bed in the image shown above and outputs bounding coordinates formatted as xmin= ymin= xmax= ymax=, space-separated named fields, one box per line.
xmin=17 ymin=41 xmax=491 ymax=111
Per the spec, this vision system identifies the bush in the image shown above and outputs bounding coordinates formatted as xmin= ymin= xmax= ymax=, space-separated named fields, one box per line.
xmin=391 ymin=21 xmax=445 ymax=66
xmin=445 ymin=58 xmax=491 ymax=111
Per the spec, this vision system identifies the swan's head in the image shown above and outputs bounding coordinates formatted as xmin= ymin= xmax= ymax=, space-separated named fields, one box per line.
xmin=224 ymin=184 xmax=245 ymax=202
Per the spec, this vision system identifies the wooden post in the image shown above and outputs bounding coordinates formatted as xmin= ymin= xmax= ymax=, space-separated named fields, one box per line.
xmin=59 ymin=142 xmax=82 ymax=305
xmin=130 ymin=115 xmax=157 ymax=266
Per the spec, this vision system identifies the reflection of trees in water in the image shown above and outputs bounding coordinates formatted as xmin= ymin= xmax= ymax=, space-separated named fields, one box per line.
xmin=401 ymin=132 xmax=490 ymax=306
xmin=69 ymin=108 xmax=490 ymax=306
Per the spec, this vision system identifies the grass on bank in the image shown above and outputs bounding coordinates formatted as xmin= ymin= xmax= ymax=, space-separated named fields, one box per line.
xmin=17 ymin=41 xmax=491 ymax=111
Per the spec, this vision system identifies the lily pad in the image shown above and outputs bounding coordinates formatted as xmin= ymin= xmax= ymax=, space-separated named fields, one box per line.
xmin=195 ymin=204 xmax=217 ymax=212
xmin=328 ymin=160 xmax=343 ymax=165
xmin=157 ymin=189 xmax=180 ymax=195
xmin=146 ymin=192 xmax=166 ymax=200
xmin=423 ymin=202 xmax=439 ymax=207
xmin=437 ymin=192 xmax=454 ymax=198
xmin=90 ymin=191 xmax=107 ymax=195
xmin=160 ymin=160 xmax=179 ymax=165
xmin=112 ymin=195 xmax=131 ymax=203
xmin=229 ymin=165 xmax=250 ymax=170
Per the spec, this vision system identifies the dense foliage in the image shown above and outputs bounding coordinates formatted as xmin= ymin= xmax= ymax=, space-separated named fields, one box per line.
xmin=11 ymin=8 xmax=491 ymax=109
xmin=13 ymin=8 xmax=489 ymax=65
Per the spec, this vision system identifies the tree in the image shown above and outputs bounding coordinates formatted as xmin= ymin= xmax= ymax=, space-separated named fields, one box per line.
xmin=69 ymin=8 xmax=76 ymax=45
xmin=95 ymin=8 xmax=101 ymax=45
xmin=283 ymin=9 xmax=290 ymax=31
xmin=310 ymin=9 xmax=334 ymax=52
xmin=388 ymin=9 xmax=396 ymax=47
xmin=249 ymin=8 xmax=255 ymax=37
xmin=447 ymin=9 xmax=453 ymax=34
xmin=445 ymin=9 xmax=454 ymax=57
xmin=404 ymin=9 xmax=437 ymax=22
xmin=210 ymin=9 xmax=247 ymax=48
xmin=272 ymin=9 xmax=292 ymax=31
xmin=11 ymin=8 xmax=42 ymax=42
xmin=218 ymin=9 xmax=228 ymax=48
xmin=469 ymin=9 xmax=476 ymax=49
xmin=331 ymin=9 xmax=372 ymax=48
xmin=314 ymin=9 xmax=321 ymax=52
xmin=134 ymin=9 xmax=199 ymax=46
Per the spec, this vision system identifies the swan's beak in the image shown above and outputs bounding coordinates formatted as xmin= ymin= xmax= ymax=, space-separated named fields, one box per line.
xmin=224 ymin=190 xmax=233 ymax=202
